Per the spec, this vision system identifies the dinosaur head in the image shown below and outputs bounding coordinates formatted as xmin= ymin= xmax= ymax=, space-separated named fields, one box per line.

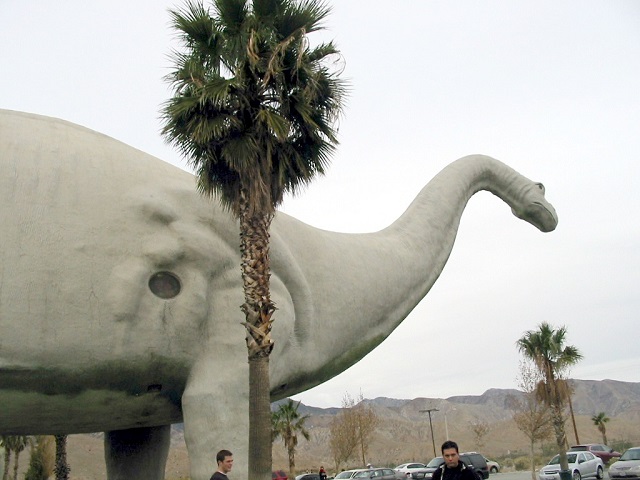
xmin=511 ymin=182 xmax=558 ymax=232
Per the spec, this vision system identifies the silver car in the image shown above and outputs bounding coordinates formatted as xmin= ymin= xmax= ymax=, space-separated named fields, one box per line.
xmin=609 ymin=447 xmax=640 ymax=480
xmin=335 ymin=470 xmax=369 ymax=479
xmin=352 ymin=469 xmax=397 ymax=480
xmin=538 ymin=452 xmax=604 ymax=480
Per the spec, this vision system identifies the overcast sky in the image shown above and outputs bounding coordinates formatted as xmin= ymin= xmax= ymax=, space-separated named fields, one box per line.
xmin=2 ymin=1 xmax=639 ymax=409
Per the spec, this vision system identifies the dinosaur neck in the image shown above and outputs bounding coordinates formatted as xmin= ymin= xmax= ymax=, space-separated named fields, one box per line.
xmin=273 ymin=155 xmax=536 ymax=397
xmin=387 ymin=154 xmax=525 ymax=282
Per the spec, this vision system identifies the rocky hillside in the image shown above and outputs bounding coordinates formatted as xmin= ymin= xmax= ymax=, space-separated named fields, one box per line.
xmin=273 ymin=379 xmax=640 ymax=471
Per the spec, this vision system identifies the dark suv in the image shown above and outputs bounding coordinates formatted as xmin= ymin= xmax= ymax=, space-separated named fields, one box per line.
xmin=408 ymin=452 xmax=489 ymax=480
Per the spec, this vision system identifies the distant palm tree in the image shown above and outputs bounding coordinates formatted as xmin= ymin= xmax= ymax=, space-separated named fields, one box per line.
xmin=591 ymin=412 xmax=610 ymax=446
xmin=517 ymin=322 xmax=582 ymax=476
xmin=1 ymin=436 xmax=12 ymax=480
xmin=272 ymin=399 xmax=310 ymax=478
xmin=0 ymin=435 xmax=30 ymax=480
xmin=162 ymin=1 xmax=345 ymax=478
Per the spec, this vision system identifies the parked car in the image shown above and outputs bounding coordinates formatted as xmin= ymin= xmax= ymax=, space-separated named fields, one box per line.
xmin=569 ymin=444 xmax=622 ymax=464
xmin=351 ymin=468 xmax=397 ymax=479
xmin=483 ymin=457 xmax=500 ymax=474
xmin=407 ymin=452 xmax=489 ymax=480
xmin=406 ymin=456 xmax=444 ymax=479
xmin=395 ymin=463 xmax=428 ymax=478
xmin=538 ymin=451 xmax=604 ymax=480
xmin=273 ymin=470 xmax=289 ymax=480
xmin=335 ymin=470 xmax=369 ymax=479
xmin=608 ymin=447 xmax=640 ymax=480
xmin=296 ymin=474 xmax=321 ymax=480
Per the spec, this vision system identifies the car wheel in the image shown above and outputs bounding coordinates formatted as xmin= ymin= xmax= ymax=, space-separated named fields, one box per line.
xmin=476 ymin=472 xmax=483 ymax=480
xmin=596 ymin=466 xmax=604 ymax=479
xmin=572 ymin=471 xmax=581 ymax=480
xmin=490 ymin=467 xmax=498 ymax=474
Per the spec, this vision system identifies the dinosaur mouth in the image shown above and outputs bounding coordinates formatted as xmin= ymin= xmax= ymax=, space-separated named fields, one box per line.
xmin=513 ymin=202 xmax=558 ymax=232
xmin=529 ymin=202 xmax=558 ymax=232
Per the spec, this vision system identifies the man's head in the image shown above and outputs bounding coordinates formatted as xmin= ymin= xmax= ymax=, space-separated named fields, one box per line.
xmin=441 ymin=440 xmax=460 ymax=468
xmin=216 ymin=449 xmax=233 ymax=473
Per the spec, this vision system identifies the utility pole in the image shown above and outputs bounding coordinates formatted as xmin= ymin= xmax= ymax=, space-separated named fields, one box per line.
xmin=420 ymin=408 xmax=439 ymax=459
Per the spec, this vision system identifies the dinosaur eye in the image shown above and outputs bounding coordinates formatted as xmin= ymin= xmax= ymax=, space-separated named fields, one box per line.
xmin=149 ymin=271 xmax=181 ymax=299
xmin=536 ymin=183 xmax=545 ymax=193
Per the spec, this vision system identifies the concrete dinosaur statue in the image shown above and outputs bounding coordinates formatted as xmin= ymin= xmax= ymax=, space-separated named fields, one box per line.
xmin=0 ymin=109 xmax=558 ymax=479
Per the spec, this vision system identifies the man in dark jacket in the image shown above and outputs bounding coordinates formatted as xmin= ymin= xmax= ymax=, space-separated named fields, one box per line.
xmin=432 ymin=441 xmax=477 ymax=480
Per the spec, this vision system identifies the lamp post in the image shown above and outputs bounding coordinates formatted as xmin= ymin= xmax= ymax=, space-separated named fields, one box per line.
xmin=444 ymin=407 xmax=456 ymax=440
xmin=420 ymin=408 xmax=439 ymax=458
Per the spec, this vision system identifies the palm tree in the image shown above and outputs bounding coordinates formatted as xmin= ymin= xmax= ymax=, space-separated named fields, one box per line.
xmin=1 ymin=435 xmax=31 ymax=480
xmin=161 ymin=1 xmax=345 ymax=478
xmin=517 ymin=322 xmax=582 ymax=478
xmin=592 ymin=412 xmax=610 ymax=446
xmin=272 ymin=399 xmax=310 ymax=477
xmin=1 ymin=436 xmax=12 ymax=480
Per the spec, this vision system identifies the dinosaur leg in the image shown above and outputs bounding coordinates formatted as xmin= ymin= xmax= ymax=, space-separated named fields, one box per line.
xmin=182 ymin=348 xmax=249 ymax=480
xmin=104 ymin=424 xmax=171 ymax=480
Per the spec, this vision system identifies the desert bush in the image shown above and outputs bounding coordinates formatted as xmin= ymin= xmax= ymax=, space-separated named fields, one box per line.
xmin=610 ymin=439 xmax=633 ymax=454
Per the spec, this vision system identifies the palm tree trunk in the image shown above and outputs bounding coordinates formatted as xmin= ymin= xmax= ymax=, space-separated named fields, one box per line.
xmin=54 ymin=435 xmax=70 ymax=480
xmin=287 ymin=444 xmax=296 ymax=478
xmin=2 ymin=448 xmax=10 ymax=480
xmin=249 ymin=356 xmax=272 ymax=480
xmin=549 ymin=375 xmax=569 ymax=475
xmin=240 ymin=195 xmax=275 ymax=480
xmin=12 ymin=450 xmax=19 ymax=480
xmin=568 ymin=396 xmax=579 ymax=444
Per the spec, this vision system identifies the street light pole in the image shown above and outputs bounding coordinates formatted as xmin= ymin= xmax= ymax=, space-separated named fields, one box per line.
xmin=444 ymin=411 xmax=449 ymax=440
xmin=420 ymin=408 xmax=439 ymax=458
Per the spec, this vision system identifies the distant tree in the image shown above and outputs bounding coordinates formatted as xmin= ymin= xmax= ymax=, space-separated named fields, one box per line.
xmin=469 ymin=419 xmax=489 ymax=449
xmin=591 ymin=412 xmax=610 ymax=446
xmin=2 ymin=435 xmax=30 ymax=480
xmin=328 ymin=392 xmax=379 ymax=469
xmin=54 ymin=435 xmax=70 ymax=480
xmin=329 ymin=394 xmax=359 ymax=471
xmin=272 ymin=399 xmax=310 ymax=478
xmin=352 ymin=394 xmax=379 ymax=466
xmin=517 ymin=322 xmax=582 ymax=475
xmin=508 ymin=360 xmax=553 ymax=480
xmin=0 ymin=436 xmax=12 ymax=480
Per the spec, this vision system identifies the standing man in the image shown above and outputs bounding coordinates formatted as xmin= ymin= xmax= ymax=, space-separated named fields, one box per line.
xmin=210 ymin=449 xmax=233 ymax=480
xmin=432 ymin=441 xmax=477 ymax=480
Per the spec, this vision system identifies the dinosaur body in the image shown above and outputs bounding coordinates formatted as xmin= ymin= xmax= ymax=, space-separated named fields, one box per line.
xmin=0 ymin=110 xmax=557 ymax=479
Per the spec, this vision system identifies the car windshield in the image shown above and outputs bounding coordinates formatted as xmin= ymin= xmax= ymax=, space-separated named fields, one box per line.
xmin=550 ymin=454 xmax=578 ymax=465
xmin=621 ymin=449 xmax=640 ymax=461
xmin=353 ymin=473 xmax=372 ymax=479
xmin=427 ymin=457 xmax=444 ymax=468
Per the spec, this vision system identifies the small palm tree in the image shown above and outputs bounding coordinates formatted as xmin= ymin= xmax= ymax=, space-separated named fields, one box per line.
xmin=272 ymin=399 xmax=310 ymax=477
xmin=162 ymin=1 xmax=345 ymax=478
xmin=517 ymin=322 xmax=582 ymax=476
xmin=592 ymin=412 xmax=610 ymax=446
xmin=1 ymin=435 xmax=31 ymax=480
xmin=1 ymin=436 xmax=12 ymax=480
